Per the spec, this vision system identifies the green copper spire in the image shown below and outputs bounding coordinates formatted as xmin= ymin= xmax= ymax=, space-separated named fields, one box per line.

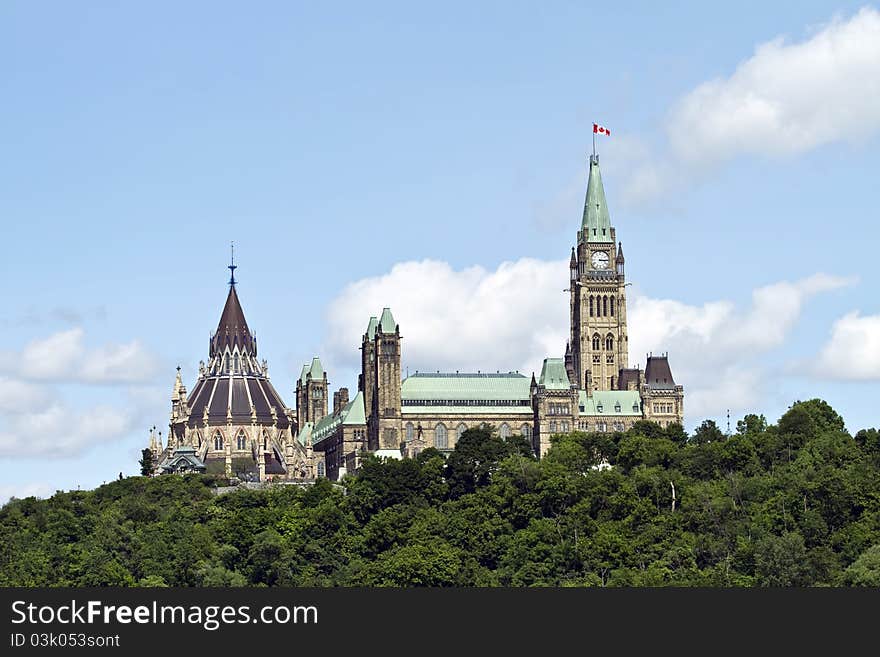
xmin=379 ymin=307 xmax=397 ymax=333
xmin=580 ymin=155 xmax=613 ymax=243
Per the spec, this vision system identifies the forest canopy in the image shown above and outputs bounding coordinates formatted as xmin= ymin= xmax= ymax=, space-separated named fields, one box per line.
xmin=2 ymin=399 xmax=880 ymax=587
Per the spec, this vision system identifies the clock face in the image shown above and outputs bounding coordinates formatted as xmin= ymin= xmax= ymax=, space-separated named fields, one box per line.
xmin=591 ymin=251 xmax=610 ymax=270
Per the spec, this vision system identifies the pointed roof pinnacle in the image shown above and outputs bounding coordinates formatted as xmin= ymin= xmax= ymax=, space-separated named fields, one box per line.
xmin=366 ymin=316 xmax=379 ymax=341
xmin=228 ymin=241 xmax=237 ymax=287
xmin=171 ymin=366 xmax=184 ymax=401
xmin=211 ymin=254 xmax=255 ymax=358
xmin=616 ymin=241 xmax=625 ymax=262
xmin=581 ymin=155 xmax=613 ymax=243
xmin=379 ymin=307 xmax=397 ymax=334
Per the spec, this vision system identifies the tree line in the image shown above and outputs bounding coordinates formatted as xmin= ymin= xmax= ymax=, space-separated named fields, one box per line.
xmin=2 ymin=398 xmax=879 ymax=586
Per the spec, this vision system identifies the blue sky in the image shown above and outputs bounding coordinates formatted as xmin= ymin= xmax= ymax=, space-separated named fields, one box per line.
xmin=1 ymin=2 xmax=879 ymax=501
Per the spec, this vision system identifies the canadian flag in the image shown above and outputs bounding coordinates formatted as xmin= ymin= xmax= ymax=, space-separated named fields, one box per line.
xmin=593 ymin=123 xmax=611 ymax=136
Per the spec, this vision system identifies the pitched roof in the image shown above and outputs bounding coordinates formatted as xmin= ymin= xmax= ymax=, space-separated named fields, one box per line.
xmin=185 ymin=375 xmax=292 ymax=429
xmin=379 ymin=307 xmax=397 ymax=333
xmin=210 ymin=285 xmax=256 ymax=357
xmin=538 ymin=358 xmax=572 ymax=390
xmin=365 ymin=316 xmax=378 ymax=341
xmin=581 ymin=155 xmax=613 ymax=243
xmin=309 ymin=357 xmax=324 ymax=381
xmin=159 ymin=446 xmax=207 ymax=473
xmin=617 ymin=368 xmax=641 ymax=391
xmin=645 ymin=356 xmax=676 ymax=389
xmin=299 ymin=364 xmax=309 ymax=385
xmin=312 ymin=391 xmax=366 ymax=444
xmin=401 ymin=372 xmax=530 ymax=400
xmin=578 ymin=390 xmax=642 ymax=416
xmin=296 ymin=422 xmax=313 ymax=446
xmin=400 ymin=372 xmax=531 ymax=414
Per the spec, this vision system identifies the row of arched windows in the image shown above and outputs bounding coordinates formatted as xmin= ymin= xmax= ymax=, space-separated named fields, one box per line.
xmin=209 ymin=429 xmax=263 ymax=451
xmin=589 ymin=295 xmax=616 ymax=317
xmin=591 ymin=334 xmax=615 ymax=351
xmin=424 ymin=422 xmax=531 ymax=449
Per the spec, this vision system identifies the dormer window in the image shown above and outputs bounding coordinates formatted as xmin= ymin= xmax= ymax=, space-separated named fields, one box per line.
xmin=597 ymin=403 xmax=603 ymax=413
xmin=614 ymin=402 xmax=621 ymax=412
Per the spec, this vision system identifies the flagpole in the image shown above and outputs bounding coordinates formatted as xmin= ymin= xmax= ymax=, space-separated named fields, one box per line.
xmin=592 ymin=128 xmax=596 ymax=160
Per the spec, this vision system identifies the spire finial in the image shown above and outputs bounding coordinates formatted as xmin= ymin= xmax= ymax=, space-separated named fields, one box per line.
xmin=228 ymin=241 xmax=237 ymax=287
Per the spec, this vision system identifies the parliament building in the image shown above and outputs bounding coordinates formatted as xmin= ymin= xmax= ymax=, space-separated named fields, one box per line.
xmin=148 ymin=154 xmax=684 ymax=481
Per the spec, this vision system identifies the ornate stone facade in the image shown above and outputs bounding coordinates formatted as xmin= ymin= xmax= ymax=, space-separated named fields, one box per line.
xmin=311 ymin=153 xmax=685 ymax=476
xmin=150 ymin=152 xmax=684 ymax=482
xmin=150 ymin=262 xmax=315 ymax=482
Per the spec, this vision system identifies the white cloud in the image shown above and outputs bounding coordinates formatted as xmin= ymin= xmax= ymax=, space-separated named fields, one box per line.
xmin=0 ymin=377 xmax=52 ymax=413
xmin=0 ymin=402 xmax=135 ymax=459
xmin=0 ymin=482 xmax=54 ymax=506
xmin=0 ymin=327 xmax=161 ymax=459
xmin=324 ymin=259 xmax=852 ymax=422
xmin=7 ymin=327 xmax=159 ymax=384
xmin=596 ymin=8 xmax=880 ymax=208
xmin=670 ymin=7 xmax=880 ymax=165
xmin=325 ymin=258 xmax=569 ymax=377
xmin=629 ymin=273 xmax=855 ymax=418
xmin=815 ymin=311 xmax=880 ymax=380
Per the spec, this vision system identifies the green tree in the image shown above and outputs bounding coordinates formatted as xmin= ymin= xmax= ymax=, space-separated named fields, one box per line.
xmin=841 ymin=544 xmax=880 ymax=586
xmin=445 ymin=426 xmax=525 ymax=498
xmin=139 ymin=448 xmax=154 ymax=477
xmin=691 ymin=420 xmax=725 ymax=444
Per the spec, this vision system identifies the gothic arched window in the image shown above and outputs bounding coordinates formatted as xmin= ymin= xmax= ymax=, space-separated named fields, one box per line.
xmin=589 ymin=295 xmax=594 ymax=317
xmin=233 ymin=355 xmax=240 ymax=373
xmin=405 ymin=422 xmax=414 ymax=442
xmin=236 ymin=430 xmax=247 ymax=450
xmin=435 ymin=424 xmax=448 ymax=449
xmin=317 ymin=461 xmax=325 ymax=478
xmin=603 ymin=296 xmax=608 ymax=316
xmin=606 ymin=334 xmax=614 ymax=351
xmin=213 ymin=431 xmax=223 ymax=451
xmin=499 ymin=423 xmax=511 ymax=439
xmin=457 ymin=423 xmax=467 ymax=440
xmin=592 ymin=334 xmax=601 ymax=350
xmin=520 ymin=423 xmax=531 ymax=438
xmin=610 ymin=296 xmax=615 ymax=316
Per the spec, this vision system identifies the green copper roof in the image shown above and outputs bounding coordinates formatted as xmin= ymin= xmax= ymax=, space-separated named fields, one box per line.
xmin=311 ymin=391 xmax=366 ymax=444
xmin=299 ymin=364 xmax=309 ymax=385
xmin=538 ymin=358 xmax=571 ymax=390
xmin=309 ymin=357 xmax=324 ymax=381
xmin=296 ymin=422 xmax=313 ymax=446
xmin=578 ymin=390 xmax=642 ymax=416
xmin=379 ymin=307 xmax=397 ymax=333
xmin=581 ymin=155 xmax=613 ymax=243
xmin=342 ymin=390 xmax=366 ymax=425
xmin=401 ymin=405 xmax=531 ymax=415
xmin=366 ymin=316 xmax=378 ymax=340
xmin=401 ymin=372 xmax=530 ymax=401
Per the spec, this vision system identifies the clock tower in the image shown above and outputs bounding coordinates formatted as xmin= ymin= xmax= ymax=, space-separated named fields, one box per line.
xmin=568 ymin=154 xmax=629 ymax=391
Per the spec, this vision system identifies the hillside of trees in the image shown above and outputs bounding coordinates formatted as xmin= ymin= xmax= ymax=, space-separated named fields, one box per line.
xmin=2 ymin=399 xmax=880 ymax=586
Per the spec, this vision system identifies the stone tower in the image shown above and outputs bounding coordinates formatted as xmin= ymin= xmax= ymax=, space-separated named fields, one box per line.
xmin=359 ymin=316 xmax=378 ymax=427
xmin=363 ymin=308 xmax=402 ymax=451
xmin=296 ymin=357 xmax=328 ymax=426
xmin=569 ymin=155 xmax=629 ymax=391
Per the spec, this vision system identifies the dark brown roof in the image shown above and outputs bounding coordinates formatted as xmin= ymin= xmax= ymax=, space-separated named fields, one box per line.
xmin=644 ymin=356 xmax=676 ymax=389
xmin=211 ymin=285 xmax=256 ymax=357
xmin=185 ymin=375 xmax=291 ymax=429
xmin=180 ymin=276 xmax=291 ymax=431
xmin=617 ymin=367 xmax=641 ymax=390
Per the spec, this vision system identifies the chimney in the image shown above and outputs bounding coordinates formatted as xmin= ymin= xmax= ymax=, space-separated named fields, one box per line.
xmin=333 ymin=387 xmax=350 ymax=415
